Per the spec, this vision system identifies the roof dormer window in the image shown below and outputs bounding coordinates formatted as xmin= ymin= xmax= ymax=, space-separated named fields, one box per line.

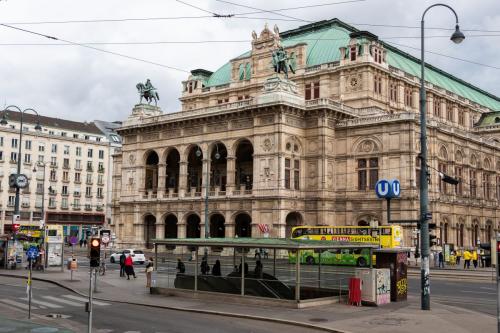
xmin=350 ymin=46 xmax=357 ymax=61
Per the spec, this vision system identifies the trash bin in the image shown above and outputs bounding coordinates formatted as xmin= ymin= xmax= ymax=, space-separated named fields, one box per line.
xmin=348 ymin=277 xmax=362 ymax=306
xmin=374 ymin=249 xmax=408 ymax=302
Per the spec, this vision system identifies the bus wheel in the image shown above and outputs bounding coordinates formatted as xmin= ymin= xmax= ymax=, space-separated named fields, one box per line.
xmin=357 ymin=257 xmax=367 ymax=267
xmin=306 ymin=256 xmax=315 ymax=265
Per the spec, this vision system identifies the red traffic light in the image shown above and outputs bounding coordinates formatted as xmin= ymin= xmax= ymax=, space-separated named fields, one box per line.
xmin=496 ymin=242 xmax=500 ymax=253
xmin=12 ymin=224 xmax=20 ymax=231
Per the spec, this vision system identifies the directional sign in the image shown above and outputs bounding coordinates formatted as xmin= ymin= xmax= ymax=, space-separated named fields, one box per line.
xmin=26 ymin=246 xmax=39 ymax=260
xmin=375 ymin=179 xmax=401 ymax=199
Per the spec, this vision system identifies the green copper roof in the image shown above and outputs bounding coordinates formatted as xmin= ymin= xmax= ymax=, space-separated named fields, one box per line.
xmin=476 ymin=111 xmax=500 ymax=127
xmin=204 ymin=19 xmax=500 ymax=110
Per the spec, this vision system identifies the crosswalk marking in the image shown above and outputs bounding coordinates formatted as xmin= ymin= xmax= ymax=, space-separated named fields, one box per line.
xmin=2 ymin=298 xmax=38 ymax=310
xmin=42 ymin=295 xmax=82 ymax=307
xmin=20 ymin=297 xmax=62 ymax=308
xmin=62 ymin=294 xmax=110 ymax=306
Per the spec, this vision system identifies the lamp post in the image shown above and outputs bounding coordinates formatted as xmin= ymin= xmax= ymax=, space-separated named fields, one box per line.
xmin=419 ymin=4 xmax=464 ymax=310
xmin=33 ymin=161 xmax=50 ymax=268
xmin=1 ymin=106 xmax=42 ymax=229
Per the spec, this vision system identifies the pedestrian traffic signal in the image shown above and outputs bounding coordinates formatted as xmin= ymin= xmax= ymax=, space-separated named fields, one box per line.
xmin=89 ymin=237 xmax=101 ymax=267
xmin=429 ymin=234 xmax=437 ymax=247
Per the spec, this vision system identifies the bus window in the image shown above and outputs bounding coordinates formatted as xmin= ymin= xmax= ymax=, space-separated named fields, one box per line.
xmin=353 ymin=248 xmax=363 ymax=255
xmin=381 ymin=227 xmax=392 ymax=235
xmin=358 ymin=228 xmax=368 ymax=235
xmin=292 ymin=228 xmax=303 ymax=238
xmin=327 ymin=228 xmax=333 ymax=235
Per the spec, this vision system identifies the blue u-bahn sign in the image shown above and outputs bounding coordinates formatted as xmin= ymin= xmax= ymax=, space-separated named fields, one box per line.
xmin=375 ymin=179 xmax=401 ymax=199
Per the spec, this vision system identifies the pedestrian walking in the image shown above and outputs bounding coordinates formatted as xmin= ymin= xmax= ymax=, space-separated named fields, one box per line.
xmin=119 ymin=252 xmax=126 ymax=277
xmin=212 ymin=259 xmax=221 ymax=276
xmin=463 ymin=249 xmax=472 ymax=269
xmin=455 ymin=249 xmax=461 ymax=266
xmin=83 ymin=239 xmax=87 ymax=247
xmin=438 ymin=252 xmax=444 ymax=268
xmin=176 ymin=258 xmax=185 ymax=274
xmin=145 ymin=257 xmax=154 ymax=288
xmin=201 ymin=256 xmax=210 ymax=275
xmin=79 ymin=239 xmax=83 ymax=248
xmin=472 ymin=249 xmax=478 ymax=269
xmin=254 ymin=260 xmax=263 ymax=279
xmin=124 ymin=254 xmax=136 ymax=279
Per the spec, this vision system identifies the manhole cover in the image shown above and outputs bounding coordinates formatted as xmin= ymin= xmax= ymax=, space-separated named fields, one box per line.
xmin=308 ymin=318 xmax=329 ymax=323
xmin=45 ymin=314 xmax=71 ymax=319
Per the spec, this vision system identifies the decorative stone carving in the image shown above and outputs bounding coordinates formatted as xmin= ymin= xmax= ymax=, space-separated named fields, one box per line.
xmin=355 ymin=138 xmax=380 ymax=154
xmin=257 ymin=76 xmax=303 ymax=106
xmin=232 ymin=118 xmax=253 ymax=129
xmin=308 ymin=140 xmax=318 ymax=153
xmin=261 ymin=136 xmax=274 ymax=152
xmin=128 ymin=153 xmax=136 ymax=165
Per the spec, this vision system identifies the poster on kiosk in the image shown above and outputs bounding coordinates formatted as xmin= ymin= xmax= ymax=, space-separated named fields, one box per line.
xmin=46 ymin=225 xmax=63 ymax=267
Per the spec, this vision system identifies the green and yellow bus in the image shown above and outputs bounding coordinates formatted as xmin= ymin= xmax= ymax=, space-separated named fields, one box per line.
xmin=289 ymin=225 xmax=403 ymax=267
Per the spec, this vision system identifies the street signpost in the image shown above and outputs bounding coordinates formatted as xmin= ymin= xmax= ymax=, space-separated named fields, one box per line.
xmin=375 ymin=179 xmax=401 ymax=228
xmin=26 ymin=245 xmax=38 ymax=319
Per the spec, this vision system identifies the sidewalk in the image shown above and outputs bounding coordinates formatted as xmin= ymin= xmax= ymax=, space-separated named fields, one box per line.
xmin=0 ymin=267 xmax=494 ymax=333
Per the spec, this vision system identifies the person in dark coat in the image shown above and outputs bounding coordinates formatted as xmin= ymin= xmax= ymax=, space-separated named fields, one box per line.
xmin=176 ymin=258 xmax=186 ymax=274
xmin=124 ymin=254 xmax=136 ymax=280
xmin=254 ymin=260 xmax=263 ymax=279
xmin=119 ymin=252 xmax=126 ymax=277
xmin=438 ymin=252 xmax=444 ymax=268
xmin=212 ymin=260 xmax=221 ymax=276
xmin=201 ymin=257 xmax=210 ymax=275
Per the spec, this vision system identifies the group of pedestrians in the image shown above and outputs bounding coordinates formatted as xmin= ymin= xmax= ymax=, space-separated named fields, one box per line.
xmin=176 ymin=255 xmax=264 ymax=278
xmin=118 ymin=252 xmax=155 ymax=287
xmin=453 ymin=248 xmax=482 ymax=269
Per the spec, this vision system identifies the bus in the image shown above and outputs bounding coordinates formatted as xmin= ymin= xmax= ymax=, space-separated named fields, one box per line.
xmin=289 ymin=225 xmax=403 ymax=267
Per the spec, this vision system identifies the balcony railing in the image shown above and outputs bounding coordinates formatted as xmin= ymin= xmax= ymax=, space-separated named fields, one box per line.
xmin=63 ymin=164 xmax=70 ymax=169
xmin=87 ymin=167 xmax=93 ymax=172
xmin=98 ymin=167 xmax=105 ymax=173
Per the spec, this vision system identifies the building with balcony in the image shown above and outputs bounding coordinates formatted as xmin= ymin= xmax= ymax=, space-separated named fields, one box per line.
xmin=111 ymin=19 xmax=500 ymax=250
xmin=0 ymin=111 xmax=118 ymax=241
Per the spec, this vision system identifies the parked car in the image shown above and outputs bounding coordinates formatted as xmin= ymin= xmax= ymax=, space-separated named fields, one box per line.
xmin=110 ymin=249 xmax=146 ymax=264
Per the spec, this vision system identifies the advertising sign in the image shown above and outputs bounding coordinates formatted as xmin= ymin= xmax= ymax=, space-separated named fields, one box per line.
xmin=47 ymin=243 xmax=63 ymax=266
xmin=47 ymin=225 xmax=63 ymax=243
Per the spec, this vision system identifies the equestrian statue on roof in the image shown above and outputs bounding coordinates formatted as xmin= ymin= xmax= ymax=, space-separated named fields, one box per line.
xmin=136 ymin=79 xmax=160 ymax=106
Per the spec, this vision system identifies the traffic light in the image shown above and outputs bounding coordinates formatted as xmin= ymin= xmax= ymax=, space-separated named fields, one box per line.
xmin=429 ymin=223 xmax=437 ymax=247
xmin=89 ymin=237 xmax=101 ymax=267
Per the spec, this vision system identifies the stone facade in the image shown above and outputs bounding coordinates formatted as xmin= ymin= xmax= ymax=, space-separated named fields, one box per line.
xmin=112 ymin=20 xmax=500 ymax=250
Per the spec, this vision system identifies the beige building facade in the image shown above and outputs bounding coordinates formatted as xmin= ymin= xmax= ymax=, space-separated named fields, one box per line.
xmin=112 ymin=19 xmax=500 ymax=250
xmin=0 ymin=111 xmax=115 ymax=241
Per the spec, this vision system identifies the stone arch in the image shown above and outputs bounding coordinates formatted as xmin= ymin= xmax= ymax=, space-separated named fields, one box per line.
xmin=209 ymin=213 xmax=225 ymax=238
xmin=209 ymin=141 xmax=228 ymax=191
xmin=438 ymin=145 xmax=448 ymax=160
xmin=164 ymin=214 xmax=178 ymax=239
xmin=234 ymin=212 xmax=252 ymax=237
xmin=186 ymin=145 xmax=204 ymax=193
xmin=470 ymin=153 xmax=478 ymax=167
xmin=285 ymin=212 xmax=303 ymax=239
xmin=186 ymin=213 xmax=201 ymax=238
xmin=353 ymin=137 xmax=382 ymax=154
xmin=144 ymin=151 xmax=159 ymax=191
xmin=285 ymin=135 xmax=303 ymax=153
xmin=486 ymin=220 xmax=493 ymax=242
xmin=484 ymin=157 xmax=492 ymax=170
xmin=472 ymin=220 xmax=480 ymax=247
xmin=144 ymin=214 xmax=156 ymax=249
xmin=165 ymin=148 xmax=181 ymax=192
xmin=234 ymin=138 xmax=254 ymax=190
xmin=355 ymin=214 xmax=379 ymax=227
xmin=455 ymin=150 xmax=463 ymax=164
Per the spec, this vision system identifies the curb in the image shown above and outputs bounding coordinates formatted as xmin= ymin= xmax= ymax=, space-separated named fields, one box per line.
xmin=0 ymin=273 xmax=350 ymax=333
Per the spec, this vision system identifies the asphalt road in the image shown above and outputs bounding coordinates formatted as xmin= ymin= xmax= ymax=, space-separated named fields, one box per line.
xmin=71 ymin=251 xmax=498 ymax=316
xmin=0 ymin=276 xmax=325 ymax=333
xmin=408 ymin=276 xmax=497 ymax=315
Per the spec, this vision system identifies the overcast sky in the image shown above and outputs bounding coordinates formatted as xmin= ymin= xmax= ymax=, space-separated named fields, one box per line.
xmin=0 ymin=0 xmax=499 ymax=122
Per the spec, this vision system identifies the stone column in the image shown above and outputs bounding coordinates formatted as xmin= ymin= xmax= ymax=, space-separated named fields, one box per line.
xmin=440 ymin=99 xmax=446 ymax=120
xmin=412 ymin=88 xmax=419 ymax=110
xmin=178 ymin=161 xmax=188 ymax=197
xmin=427 ymin=94 xmax=434 ymax=118
xmin=202 ymin=158 xmax=210 ymax=192
xmin=156 ymin=221 xmax=165 ymax=239
xmin=226 ymin=155 xmax=236 ymax=194
xmin=157 ymin=164 xmax=166 ymax=197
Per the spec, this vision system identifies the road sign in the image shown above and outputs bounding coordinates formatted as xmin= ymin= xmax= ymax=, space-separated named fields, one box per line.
xmin=375 ymin=179 xmax=401 ymax=199
xmin=69 ymin=236 xmax=79 ymax=246
xmin=26 ymin=246 xmax=39 ymax=260
xmin=425 ymin=212 xmax=433 ymax=220
xmin=101 ymin=235 xmax=110 ymax=244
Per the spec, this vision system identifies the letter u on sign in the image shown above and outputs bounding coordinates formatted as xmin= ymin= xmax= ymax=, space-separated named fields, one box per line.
xmin=375 ymin=180 xmax=390 ymax=198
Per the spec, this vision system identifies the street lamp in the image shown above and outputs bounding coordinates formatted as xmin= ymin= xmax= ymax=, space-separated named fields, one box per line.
xmin=33 ymin=161 xmax=50 ymax=267
xmin=1 ymin=106 xmax=42 ymax=230
xmin=419 ymin=4 xmax=464 ymax=311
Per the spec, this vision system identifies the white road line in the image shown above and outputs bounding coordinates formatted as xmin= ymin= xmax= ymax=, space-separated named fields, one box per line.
xmin=2 ymin=298 xmax=38 ymax=310
xmin=62 ymin=294 xmax=110 ymax=306
xmin=460 ymin=290 xmax=496 ymax=295
xmin=42 ymin=295 xmax=83 ymax=307
xmin=20 ymin=297 xmax=62 ymax=308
